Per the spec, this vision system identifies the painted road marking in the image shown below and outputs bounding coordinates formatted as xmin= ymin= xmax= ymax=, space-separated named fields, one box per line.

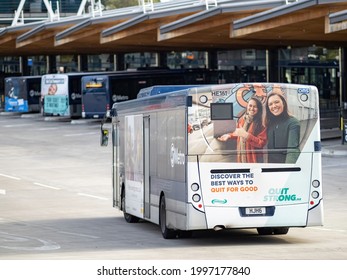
xmin=34 ymin=182 xmax=61 ymax=190
xmin=59 ymin=231 xmax=99 ymax=239
xmin=77 ymin=193 xmax=108 ymax=200
xmin=0 ymin=231 xmax=60 ymax=251
xmin=64 ymin=132 xmax=97 ymax=137
xmin=3 ymin=124 xmax=33 ymax=128
xmin=37 ymin=127 xmax=59 ymax=131
xmin=0 ymin=174 xmax=21 ymax=180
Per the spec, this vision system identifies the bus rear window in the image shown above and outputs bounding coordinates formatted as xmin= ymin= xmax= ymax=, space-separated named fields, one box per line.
xmin=84 ymin=79 xmax=106 ymax=93
xmin=210 ymin=103 xmax=233 ymax=120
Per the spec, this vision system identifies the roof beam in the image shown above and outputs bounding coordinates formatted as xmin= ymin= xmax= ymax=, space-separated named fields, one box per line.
xmin=101 ymin=14 xmax=149 ymax=37
xmin=232 ymin=7 xmax=331 ymax=38
xmin=326 ymin=9 xmax=347 ymax=33
xmin=55 ymin=28 xmax=101 ymax=46
xmin=233 ymin=0 xmax=317 ymax=30
xmin=158 ymin=1 xmax=287 ymax=41
xmin=160 ymin=7 xmax=221 ymax=34
xmin=0 ymin=34 xmax=17 ymax=45
xmin=159 ymin=16 xmax=234 ymax=41
xmin=101 ymin=21 xmax=159 ymax=44
xmin=16 ymin=31 xmax=55 ymax=48
xmin=55 ymin=13 xmax=143 ymax=46
xmin=326 ymin=17 xmax=347 ymax=33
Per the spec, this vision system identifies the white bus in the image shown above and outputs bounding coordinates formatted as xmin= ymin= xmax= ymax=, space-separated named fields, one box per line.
xmin=101 ymin=83 xmax=323 ymax=239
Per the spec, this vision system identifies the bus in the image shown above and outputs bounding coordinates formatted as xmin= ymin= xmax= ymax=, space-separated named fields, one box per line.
xmin=100 ymin=83 xmax=323 ymax=239
xmin=4 ymin=75 xmax=41 ymax=113
xmin=41 ymin=72 xmax=116 ymax=118
xmin=81 ymin=68 xmax=225 ymax=119
xmin=0 ymin=72 xmax=22 ymax=110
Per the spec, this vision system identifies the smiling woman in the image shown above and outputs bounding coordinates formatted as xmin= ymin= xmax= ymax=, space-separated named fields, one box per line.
xmin=265 ymin=92 xmax=300 ymax=164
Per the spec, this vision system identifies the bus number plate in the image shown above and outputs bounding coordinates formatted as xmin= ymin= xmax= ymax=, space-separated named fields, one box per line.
xmin=245 ymin=207 xmax=266 ymax=215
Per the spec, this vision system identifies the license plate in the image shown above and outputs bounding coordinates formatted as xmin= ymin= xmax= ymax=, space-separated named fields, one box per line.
xmin=245 ymin=207 xmax=266 ymax=215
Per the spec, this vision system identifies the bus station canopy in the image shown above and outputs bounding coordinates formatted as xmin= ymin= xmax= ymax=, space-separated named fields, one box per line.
xmin=1 ymin=0 xmax=347 ymax=56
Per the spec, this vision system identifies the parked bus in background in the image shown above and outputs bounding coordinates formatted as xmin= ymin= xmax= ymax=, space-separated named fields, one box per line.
xmin=81 ymin=68 xmax=224 ymax=119
xmin=101 ymin=83 xmax=323 ymax=239
xmin=0 ymin=72 xmax=22 ymax=111
xmin=4 ymin=75 xmax=41 ymax=113
xmin=41 ymin=72 xmax=117 ymax=118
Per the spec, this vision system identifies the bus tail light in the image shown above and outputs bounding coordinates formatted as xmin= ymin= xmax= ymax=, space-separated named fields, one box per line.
xmin=190 ymin=182 xmax=204 ymax=211
xmin=192 ymin=194 xmax=201 ymax=202
xmin=310 ymin=180 xmax=321 ymax=206
xmin=311 ymin=191 xmax=319 ymax=199
xmin=312 ymin=180 xmax=320 ymax=188
xmin=191 ymin=183 xmax=199 ymax=191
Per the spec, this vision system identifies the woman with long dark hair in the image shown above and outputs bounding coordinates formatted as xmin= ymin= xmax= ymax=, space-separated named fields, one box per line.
xmin=265 ymin=92 xmax=300 ymax=163
xmin=218 ymin=97 xmax=267 ymax=163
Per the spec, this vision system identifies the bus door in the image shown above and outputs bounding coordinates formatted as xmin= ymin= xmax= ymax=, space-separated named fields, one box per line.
xmin=143 ymin=116 xmax=150 ymax=219
xmin=123 ymin=114 xmax=146 ymax=219
xmin=113 ymin=120 xmax=120 ymax=208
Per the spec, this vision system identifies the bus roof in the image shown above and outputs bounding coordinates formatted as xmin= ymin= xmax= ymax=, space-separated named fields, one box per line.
xmin=5 ymin=75 xmax=42 ymax=80
xmin=112 ymin=85 xmax=197 ymax=115
xmin=137 ymin=85 xmax=201 ymax=98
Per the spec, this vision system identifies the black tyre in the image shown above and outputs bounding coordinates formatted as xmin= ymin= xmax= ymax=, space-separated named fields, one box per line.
xmin=121 ymin=193 xmax=139 ymax=223
xmin=274 ymin=227 xmax=289 ymax=235
xmin=159 ymin=196 xmax=177 ymax=239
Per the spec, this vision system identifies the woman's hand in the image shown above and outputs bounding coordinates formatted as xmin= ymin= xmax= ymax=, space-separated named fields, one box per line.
xmin=233 ymin=127 xmax=249 ymax=139
xmin=217 ymin=134 xmax=231 ymax=142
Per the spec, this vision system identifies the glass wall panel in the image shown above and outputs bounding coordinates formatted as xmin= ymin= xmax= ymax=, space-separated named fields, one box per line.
xmin=56 ymin=54 xmax=78 ymax=73
xmin=124 ymin=53 xmax=158 ymax=69
xmin=27 ymin=55 xmax=47 ymax=75
xmin=167 ymin=51 xmax=208 ymax=69
xmin=217 ymin=49 xmax=266 ymax=83
xmin=279 ymin=46 xmax=340 ymax=127
xmin=87 ymin=54 xmax=115 ymax=71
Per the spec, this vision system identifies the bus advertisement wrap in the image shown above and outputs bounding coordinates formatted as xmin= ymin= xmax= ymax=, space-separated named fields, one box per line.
xmin=41 ymin=74 xmax=70 ymax=116
xmin=187 ymin=83 xmax=319 ymax=229
xmin=103 ymin=83 xmax=323 ymax=239
xmin=4 ymin=76 xmax=41 ymax=113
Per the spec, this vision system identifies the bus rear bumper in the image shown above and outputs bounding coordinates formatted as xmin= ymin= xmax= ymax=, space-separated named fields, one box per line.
xmin=204 ymin=204 xmax=310 ymax=229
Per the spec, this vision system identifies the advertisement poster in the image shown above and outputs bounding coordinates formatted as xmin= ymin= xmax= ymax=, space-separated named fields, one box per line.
xmin=124 ymin=114 xmax=144 ymax=218
xmin=4 ymin=78 xmax=28 ymax=112
xmin=187 ymin=83 xmax=319 ymax=220
xmin=187 ymin=83 xmax=319 ymax=164
xmin=41 ymin=74 xmax=70 ymax=116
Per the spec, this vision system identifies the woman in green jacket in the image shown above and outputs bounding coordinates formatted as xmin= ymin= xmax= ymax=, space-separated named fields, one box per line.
xmin=265 ymin=92 xmax=300 ymax=164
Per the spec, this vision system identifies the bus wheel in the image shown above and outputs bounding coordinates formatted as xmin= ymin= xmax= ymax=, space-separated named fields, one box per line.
xmin=274 ymin=227 xmax=289 ymax=235
xmin=121 ymin=194 xmax=139 ymax=223
xmin=159 ymin=196 xmax=177 ymax=239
